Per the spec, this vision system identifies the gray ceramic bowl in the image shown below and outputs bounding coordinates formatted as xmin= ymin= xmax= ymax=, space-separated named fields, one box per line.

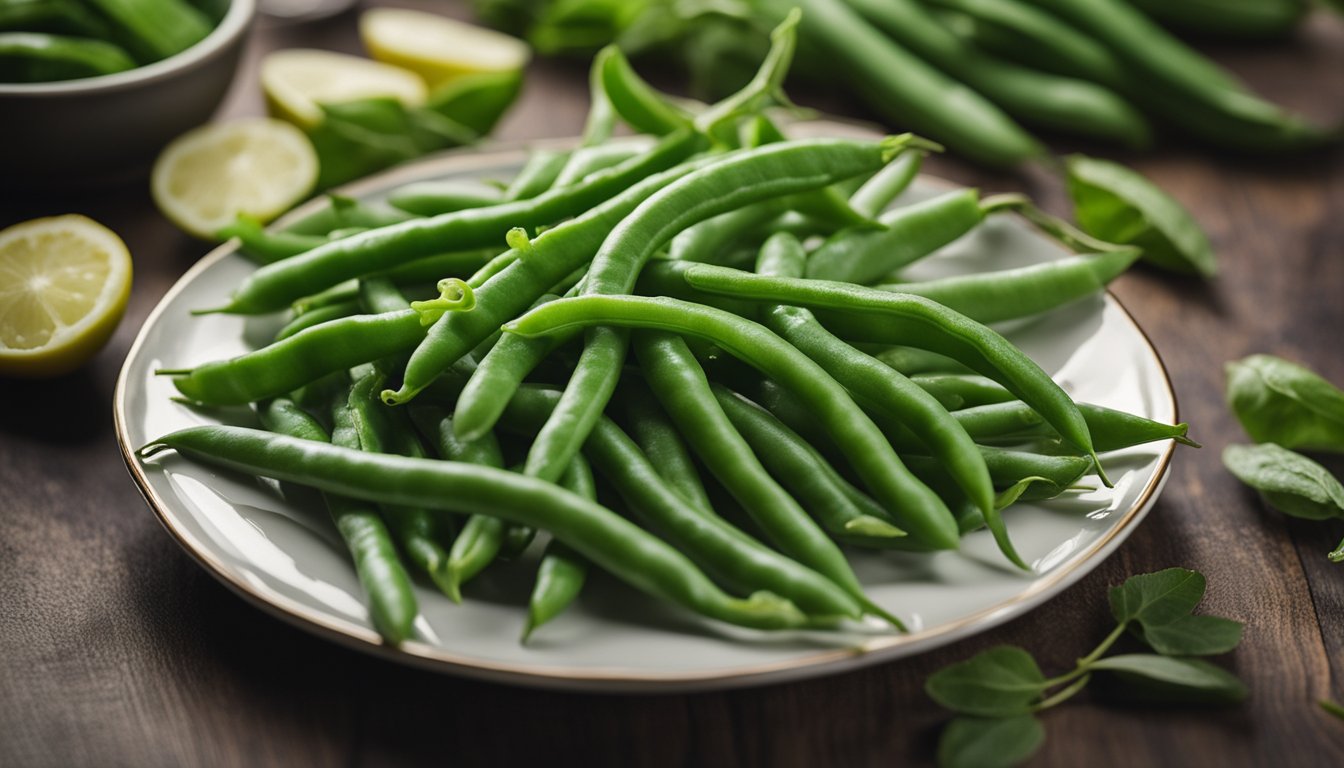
xmin=0 ymin=0 xmax=255 ymax=185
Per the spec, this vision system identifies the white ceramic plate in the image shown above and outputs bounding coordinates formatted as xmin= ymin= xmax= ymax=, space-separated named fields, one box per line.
xmin=117 ymin=126 xmax=1177 ymax=693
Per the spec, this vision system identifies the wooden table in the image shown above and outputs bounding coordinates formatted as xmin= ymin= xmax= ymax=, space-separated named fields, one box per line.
xmin=3 ymin=3 xmax=1343 ymax=765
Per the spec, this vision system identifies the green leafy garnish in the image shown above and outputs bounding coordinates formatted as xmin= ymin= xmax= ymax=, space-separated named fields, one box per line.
xmin=1066 ymin=154 xmax=1215 ymax=277
xmin=1223 ymin=443 xmax=1344 ymax=562
xmin=928 ymin=568 xmax=1245 ymax=767
xmin=1226 ymin=355 xmax=1344 ymax=453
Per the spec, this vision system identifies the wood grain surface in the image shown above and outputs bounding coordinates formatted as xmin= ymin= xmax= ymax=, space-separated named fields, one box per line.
xmin=2 ymin=2 xmax=1343 ymax=766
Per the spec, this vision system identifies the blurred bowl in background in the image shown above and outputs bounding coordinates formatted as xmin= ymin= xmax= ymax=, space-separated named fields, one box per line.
xmin=0 ymin=0 xmax=255 ymax=187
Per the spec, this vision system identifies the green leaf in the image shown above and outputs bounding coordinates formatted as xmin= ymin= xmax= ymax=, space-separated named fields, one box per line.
xmin=1226 ymin=355 xmax=1344 ymax=453
xmin=937 ymin=715 xmax=1044 ymax=768
xmin=425 ymin=69 xmax=522 ymax=137
xmin=1108 ymin=568 xmax=1205 ymax=629
xmin=1091 ymin=655 xmax=1248 ymax=704
xmin=925 ymin=646 xmax=1048 ymax=716
xmin=1135 ymin=614 xmax=1243 ymax=657
xmin=1066 ymin=154 xmax=1215 ymax=277
xmin=1223 ymin=443 xmax=1344 ymax=522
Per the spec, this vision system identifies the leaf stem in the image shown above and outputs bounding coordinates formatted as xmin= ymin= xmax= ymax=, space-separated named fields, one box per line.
xmin=1033 ymin=674 xmax=1091 ymax=713
xmin=1079 ymin=622 xmax=1129 ymax=668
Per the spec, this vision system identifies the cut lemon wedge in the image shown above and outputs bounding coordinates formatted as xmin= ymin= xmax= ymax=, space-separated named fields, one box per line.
xmin=0 ymin=215 xmax=132 ymax=378
xmin=360 ymin=8 xmax=530 ymax=91
xmin=261 ymin=48 xmax=428 ymax=128
xmin=151 ymin=117 xmax=319 ymax=240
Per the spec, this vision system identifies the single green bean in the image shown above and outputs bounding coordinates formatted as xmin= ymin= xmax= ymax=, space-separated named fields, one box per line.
xmin=524 ymin=456 xmax=594 ymax=640
xmin=387 ymin=179 xmax=506 ymax=216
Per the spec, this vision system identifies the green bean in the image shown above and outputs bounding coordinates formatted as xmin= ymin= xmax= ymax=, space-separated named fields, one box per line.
xmin=848 ymin=150 xmax=924 ymax=219
xmin=504 ymin=150 xmax=571 ymax=201
xmin=382 ymin=152 xmax=722 ymax=406
xmin=677 ymin=264 xmax=1107 ymax=483
xmin=140 ymin=427 xmax=814 ymax=631
xmin=168 ymin=310 xmax=428 ymax=406
xmin=611 ymin=385 xmax=714 ymax=512
xmin=257 ymin=393 xmax=417 ymax=645
xmin=711 ymin=383 xmax=905 ymax=540
xmin=505 ymin=295 xmax=963 ymax=549
xmin=909 ymin=373 xmax=1018 ymax=409
xmin=913 ymin=397 xmax=1196 ymax=452
xmin=553 ymin=144 xmax=643 ymax=188
xmin=214 ymin=129 xmax=708 ymax=314
xmin=754 ymin=233 xmax=995 ymax=554
xmin=806 ymin=189 xmax=985 ymax=284
xmin=453 ymin=293 xmax=568 ymax=442
xmin=524 ymin=455 xmax=594 ymax=640
xmin=525 ymin=135 xmax=915 ymax=486
xmin=923 ymin=0 xmax=1128 ymax=90
xmin=848 ymin=0 xmax=1150 ymax=148
xmin=876 ymin=248 xmax=1140 ymax=324
xmin=907 ymin=446 xmax=1094 ymax=499
xmin=596 ymin=44 xmax=694 ymax=136
xmin=757 ymin=0 xmax=1041 ymax=167
xmin=633 ymin=330 xmax=868 ymax=594
xmin=387 ymin=179 xmax=506 ymax=216
xmin=273 ymin=300 xmax=360 ymax=342
xmin=497 ymin=386 xmax=868 ymax=622
xmin=282 ymin=194 xmax=415 ymax=236
xmin=1030 ymin=0 xmax=1325 ymax=151
xmin=410 ymin=407 xmax=508 ymax=602
xmin=1126 ymin=0 xmax=1306 ymax=40
xmin=218 ymin=216 xmax=328 ymax=265
xmin=344 ymin=371 xmax=457 ymax=597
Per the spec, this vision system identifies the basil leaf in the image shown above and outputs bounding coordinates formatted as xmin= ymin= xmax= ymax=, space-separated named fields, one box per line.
xmin=937 ymin=715 xmax=1044 ymax=768
xmin=425 ymin=69 xmax=522 ymax=137
xmin=1066 ymin=154 xmax=1215 ymax=277
xmin=925 ymin=646 xmax=1047 ymax=716
xmin=1135 ymin=614 xmax=1244 ymax=657
xmin=1108 ymin=568 xmax=1204 ymax=629
xmin=1091 ymin=655 xmax=1248 ymax=704
xmin=1223 ymin=443 xmax=1344 ymax=522
xmin=1226 ymin=355 xmax=1344 ymax=453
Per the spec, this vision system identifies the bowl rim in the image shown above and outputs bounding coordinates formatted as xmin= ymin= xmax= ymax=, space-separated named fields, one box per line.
xmin=0 ymin=0 xmax=256 ymax=96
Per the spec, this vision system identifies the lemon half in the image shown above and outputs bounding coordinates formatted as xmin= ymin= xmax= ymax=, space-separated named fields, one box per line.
xmin=0 ymin=215 xmax=132 ymax=378
xmin=261 ymin=48 xmax=429 ymax=128
xmin=360 ymin=8 xmax=530 ymax=92
xmin=151 ymin=117 xmax=319 ymax=240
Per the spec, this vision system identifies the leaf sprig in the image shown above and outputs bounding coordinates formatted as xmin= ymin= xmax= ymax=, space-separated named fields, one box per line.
xmin=927 ymin=568 xmax=1245 ymax=768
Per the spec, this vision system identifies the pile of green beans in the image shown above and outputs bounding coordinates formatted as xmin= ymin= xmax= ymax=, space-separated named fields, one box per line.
xmin=142 ymin=18 xmax=1194 ymax=646
xmin=476 ymin=0 xmax=1336 ymax=164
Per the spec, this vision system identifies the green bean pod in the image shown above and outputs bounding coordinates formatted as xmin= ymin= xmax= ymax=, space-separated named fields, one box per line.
xmin=806 ymin=189 xmax=985 ymax=284
xmin=497 ymin=387 xmax=868 ymax=621
xmin=524 ymin=456 xmax=595 ymax=640
xmin=711 ymin=384 xmax=905 ymax=540
xmin=876 ymin=248 xmax=1140 ymax=324
xmin=754 ymin=233 xmax=996 ymax=550
xmin=383 ymin=152 xmax=723 ymax=406
xmin=410 ymin=408 xmax=507 ymax=602
xmin=503 ymin=149 xmax=571 ymax=201
xmin=387 ymin=179 xmax=506 ymax=216
xmin=343 ymin=371 xmax=458 ymax=597
xmin=168 ymin=310 xmax=427 ymax=406
xmin=612 ymin=386 xmax=715 ymax=512
xmin=504 ymin=295 xmax=963 ymax=549
xmin=909 ymin=373 xmax=1018 ymax=409
xmin=256 ymin=394 xmax=418 ymax=645
xmin=847 ymin=0 xmax=1150 ymax=148
xmin=527 ymin=135 xmax=917 ymax=485
xmin=633 ymin=331 xmax=868 ymax=594
xmin=215 ymin=129 xmax=707 ymax=314
xmin=677 ymin=265 xmax=1106 ymax=482
xmin=140 ymin=427 xmax=814 ymax=631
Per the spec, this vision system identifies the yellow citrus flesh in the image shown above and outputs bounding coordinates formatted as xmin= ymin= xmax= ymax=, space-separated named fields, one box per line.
xmin=261 ymin=48 xmax=428 ymax=128
xmin=151 ymin=117 xmax=319 ymax=240
xmin=0 ymin=215 xmax=132 ymax=378
xmin=359 ymin=8 xmax=530 ymax=91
